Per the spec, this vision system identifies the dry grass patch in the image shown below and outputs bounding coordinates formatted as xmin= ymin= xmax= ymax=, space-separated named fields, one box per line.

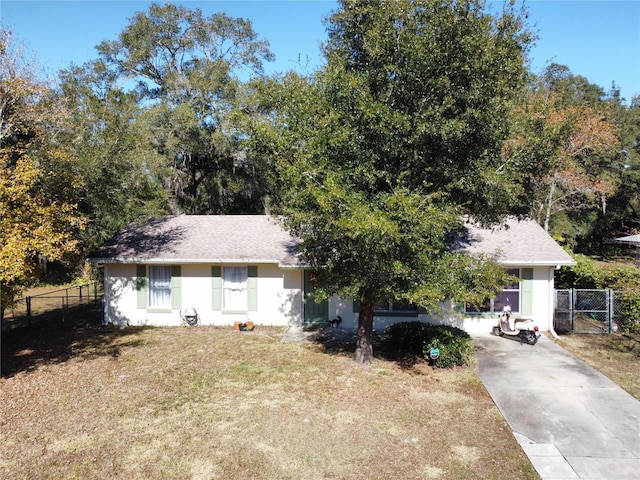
xmin=552 ymin=331 xmax=640 ymax=400
xmin=1 ymin=321 xmax=537 ymax=479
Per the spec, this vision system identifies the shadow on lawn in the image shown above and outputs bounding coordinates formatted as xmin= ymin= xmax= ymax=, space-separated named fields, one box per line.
xmin=1 ymin=305 xmax=149 ymax=378
xmin=306 ymin=326 xmax=424 ymax=368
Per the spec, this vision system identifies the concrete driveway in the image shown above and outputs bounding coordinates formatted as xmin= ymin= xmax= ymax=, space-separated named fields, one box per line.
xmin=472 ymin=332 xmax=640 ymax=479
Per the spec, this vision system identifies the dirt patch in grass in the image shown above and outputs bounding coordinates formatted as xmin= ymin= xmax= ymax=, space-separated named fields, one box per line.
xmin=551 ymin=331 xmax=640 ymax=400
xmin=1 ymin=320 xmax=537 ymax=480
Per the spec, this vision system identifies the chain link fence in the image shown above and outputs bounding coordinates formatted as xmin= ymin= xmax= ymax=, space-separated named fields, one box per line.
xmin=2 ymin=283 xmax=102 ymax=331
xmin=554 ymin=289 xmax=622 ymax=333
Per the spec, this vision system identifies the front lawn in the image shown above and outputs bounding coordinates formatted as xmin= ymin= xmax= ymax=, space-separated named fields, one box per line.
xmin=1 ymin=321 xmax=537 ymax=479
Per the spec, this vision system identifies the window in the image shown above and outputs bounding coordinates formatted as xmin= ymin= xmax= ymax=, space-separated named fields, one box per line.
xmin=466 ymin=268 xmax=520 ymax=314
xmin=374 ymin=300 xmax=418 ymax=313
xmin=223 ymin=266 xmax=248 ymax=310
xmin=149 ymin=266 xmax=172 ymax=308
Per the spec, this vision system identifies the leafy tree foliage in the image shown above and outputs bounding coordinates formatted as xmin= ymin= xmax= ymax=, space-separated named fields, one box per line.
xmin=504 ymin=85 xmax=619 ymax=233
xmin=254 ymin=0 xmax=534 ymax=363
xmin=0 ymin=29 xmax=84 ymax=316
xmin=58 ymin=62 xmax=169 ymax=250
xmin=540 ymin=63 xmax=608 ymax=107
xmin=508 ymin=64 xmax=637 ymax=253
xmin=95 ymin=2 xmax=275 ymax=214
xmin=584 ymin=94 xmax=640 ymax=251
xmin=320 ymin=0 xmax=534 ymax=220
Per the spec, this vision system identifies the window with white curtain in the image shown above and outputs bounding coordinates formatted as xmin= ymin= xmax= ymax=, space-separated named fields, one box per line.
xmin=223 ymin=266 xmax=248 ymax=310
xmin=149 ymin=266 xmax=172 ymax=308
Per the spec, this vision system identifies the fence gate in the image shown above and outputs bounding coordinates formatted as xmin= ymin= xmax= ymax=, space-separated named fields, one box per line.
xmin=554 ymin=288 xmax=616 ymax=333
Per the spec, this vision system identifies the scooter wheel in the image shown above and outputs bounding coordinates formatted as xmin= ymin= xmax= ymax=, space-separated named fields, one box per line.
xmin=492 ymin=326 xmax=503 ymax=336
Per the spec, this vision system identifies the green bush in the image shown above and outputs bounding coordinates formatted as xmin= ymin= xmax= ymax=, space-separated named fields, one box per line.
xmin=602 ymin=265 xmax=640 ymax=334
xmin=617 ymin=291 xmax=640 ymax=334
xmin=386 ymin=322 xmax=474 ymax=368
xmin=386 ymin=321 xmax=433 ymax=355
xmin=423 ymin=326 xmax=474 ymax=368
xmin=555 ymin=253 xmax=601 ymax=289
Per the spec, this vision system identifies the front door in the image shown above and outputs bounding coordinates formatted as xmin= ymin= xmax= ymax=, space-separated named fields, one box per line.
xmin=303 ymin=271 xmax=328 ymax=323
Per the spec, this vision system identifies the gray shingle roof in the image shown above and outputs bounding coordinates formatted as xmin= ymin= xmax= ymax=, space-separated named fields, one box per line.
xmin=89 ymin=215 xmax=575 ymax=268
xmin=461 ymin=217 xmax=575 ymax=266
xmin=88 ymin=215 xmax=303 ymax=267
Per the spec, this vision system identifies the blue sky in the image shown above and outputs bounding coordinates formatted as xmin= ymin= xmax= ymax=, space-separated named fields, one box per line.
xmin=1 ymin=0 xmax=639 ymax=102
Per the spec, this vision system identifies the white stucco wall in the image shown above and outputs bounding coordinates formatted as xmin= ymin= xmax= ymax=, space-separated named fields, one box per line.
xmin=422 ymin=266 xmax=556 ymax=333
xmin=103 ymin=263 xmax=138 ymax=327
xmin=103 ymin=263 xmax=303 ymax=328
xmin=329 ymin=266 xmax=557 ymax=333
xmin=103 ymin=264 xmax=557 ymax=333
xmin=532 ymin=266 xmax=556 ymax=331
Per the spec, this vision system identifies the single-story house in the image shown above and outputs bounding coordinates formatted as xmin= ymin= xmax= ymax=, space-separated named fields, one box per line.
xmin=88 ymin=215 xmax=575 ymax=333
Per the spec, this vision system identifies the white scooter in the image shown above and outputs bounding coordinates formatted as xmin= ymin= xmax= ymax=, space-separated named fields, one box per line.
xmin=492 ymin=306 xmax=540 ymax=345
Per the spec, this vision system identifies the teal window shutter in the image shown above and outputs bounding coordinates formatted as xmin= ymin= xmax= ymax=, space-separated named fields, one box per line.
xmin=353 ymin=300 xmax=360 ymax=313
xmin=171 ymin=265 xmax=182 ymax=310
xmin=453 ymin=300 xmax=464 ymax=315
xmin=247 ymin=266 xmax=258 ymax=311
xmin=521 ymin=268 xmax=534 ymax=316
xmin=136 ymin=265 xmax=147 ymax=309
xmin=211 ymin=266 xmax=222 ymax=311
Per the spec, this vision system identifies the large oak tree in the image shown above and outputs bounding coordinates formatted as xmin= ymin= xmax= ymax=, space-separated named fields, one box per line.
xmin=58 ymin=62 xmax=169 ymax=251
xmin=252 ymin=0 xmax=535 ymax=363
xmin=96 ymin=2 xmax=275 ymax=214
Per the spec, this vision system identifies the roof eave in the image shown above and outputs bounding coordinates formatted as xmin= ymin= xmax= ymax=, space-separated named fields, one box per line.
xmin=87 ymin=257 xmax=295 ymax=266
xmin=497 ymin=260 xmax=577 ymax=267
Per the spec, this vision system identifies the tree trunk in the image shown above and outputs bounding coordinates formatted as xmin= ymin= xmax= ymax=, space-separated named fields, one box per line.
xmin=354 ymin=299 xmax=374 ymax=364
xmin=543 ymin=177 xmax=556 ymax=232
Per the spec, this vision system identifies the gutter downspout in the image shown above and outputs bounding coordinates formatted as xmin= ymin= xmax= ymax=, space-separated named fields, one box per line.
xmin=99 ymin=263 xmax=108 ymax=326
xmin=548 ymin=266 xmax=559 ymax=339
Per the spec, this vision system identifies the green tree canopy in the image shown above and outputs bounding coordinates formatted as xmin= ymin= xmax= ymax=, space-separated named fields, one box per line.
xmin=0 ymin=29 xmax=84 ymax=316
xmin=95 ymin=2 xmax=275 ymax=214
xmin=252 ymin=0 xmax=535 ymax=363
xmin=57 ymin=62 xmax=169 ymax=251
xmin=507 ymin=64 xmax=635 ymax=252
xmin=540 ymin=62 xmax=608 ymax=107
xmin=504 ymin=86 xmax=620 ymax=233
xmin=319 ymin=0 xmax=534 ymax=219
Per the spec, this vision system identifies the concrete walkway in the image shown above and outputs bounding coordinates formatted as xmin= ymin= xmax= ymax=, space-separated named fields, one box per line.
xmin=472 ymin=332 xmax=640 ymax=480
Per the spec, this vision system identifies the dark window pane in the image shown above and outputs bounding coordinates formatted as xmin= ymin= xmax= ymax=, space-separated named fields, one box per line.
xmin=392 ymin=301 xmax=417 ymax=312
xmin=466 ymin=298 xmax=491 ymax=313
xmin=495 ymin=291 xmax=519 ymax=312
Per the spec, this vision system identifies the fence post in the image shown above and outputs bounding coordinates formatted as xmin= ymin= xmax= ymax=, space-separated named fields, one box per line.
xmin=605 ymin=289 xmax=610 ymax=333
xmin=607 ymin=289 xmax=614 ymax=333
xmin=26 ymin=296 xmax=32 ymax=326
xmin=570 ymin=289 xmax=575 ymax=331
